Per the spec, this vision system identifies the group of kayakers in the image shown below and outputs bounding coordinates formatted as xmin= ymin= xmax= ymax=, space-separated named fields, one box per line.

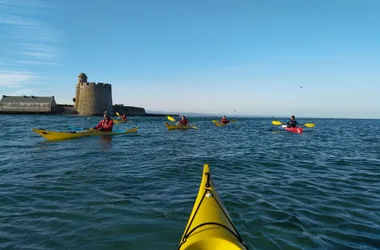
xmin=93 ymin=111 xmax=299 ymax=132
xmin=176 ymin=115 xmax=230 ymax=126
xmin=178 ymin=115 xmax=298 ymax=127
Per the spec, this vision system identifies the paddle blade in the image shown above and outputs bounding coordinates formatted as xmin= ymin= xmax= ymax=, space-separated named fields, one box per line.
xmin=231 ymin=120 xmax=236 ymax=122
xmin=167 ymin=116 xmax=176 ymax=122
xmin=303 ymin=123 xmax=315 ymax=128
xmin=116 ymin=112 xmax=120 ymax=116
xmin=272 ymin=120 xmax=283 ymax=126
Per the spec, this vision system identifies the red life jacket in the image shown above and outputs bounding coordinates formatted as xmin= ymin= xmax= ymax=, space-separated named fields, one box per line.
xmin=178 ymin=119 xmax=188 ymax=126
xmin=94 ymin=118 xmax=114 ymax=131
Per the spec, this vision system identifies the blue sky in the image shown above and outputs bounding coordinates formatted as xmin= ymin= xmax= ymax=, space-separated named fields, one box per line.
xmin=0 ymin=0 xmax=379 ymax=118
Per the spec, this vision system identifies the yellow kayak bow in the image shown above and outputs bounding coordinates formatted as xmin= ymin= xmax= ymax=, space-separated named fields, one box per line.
xmin=178 ymin=164 xmax=247 ymax=250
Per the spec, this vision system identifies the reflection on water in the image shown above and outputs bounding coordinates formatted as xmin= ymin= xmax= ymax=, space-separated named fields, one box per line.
xmin=99 ymin=136 xmax=113 ymax=151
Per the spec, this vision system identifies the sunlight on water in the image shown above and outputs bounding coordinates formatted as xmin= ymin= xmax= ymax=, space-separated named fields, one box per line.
xmin=0 ymin=115 xmax=379 ymax=249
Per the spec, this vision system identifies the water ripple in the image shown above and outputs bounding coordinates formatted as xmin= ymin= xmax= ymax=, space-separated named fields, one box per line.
xmin=0 ymin=116 xmax=380 ymax=249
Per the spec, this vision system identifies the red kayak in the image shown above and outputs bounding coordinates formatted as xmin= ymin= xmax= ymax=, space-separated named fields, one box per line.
xmin=284 ymin=127 xmax=303 ymax=133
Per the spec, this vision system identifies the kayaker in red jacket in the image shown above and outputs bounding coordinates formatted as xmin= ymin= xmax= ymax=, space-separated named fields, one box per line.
xmin=177 ymin=116 xmax=189 ymax=126
xmin=286 ymin=115 xmax=299 ymax=128
xmin=94 ymin=112 xmax=114 ymax=131
xmin=220 ymin=115 xmax=229 ymax=124
xmin=121 ymin=114 xmax=127 ymax=121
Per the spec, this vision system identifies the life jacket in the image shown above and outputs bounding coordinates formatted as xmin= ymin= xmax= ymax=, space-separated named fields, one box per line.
xmin=179 ymin=119 xmax=188 ymax=126
xmin=220 ymin=118 xmax=229 ymax=123
xmin=287 ymin=120 xmax=298 ymax=128
xmin=95 ymin=118 xmax=114 ymax=131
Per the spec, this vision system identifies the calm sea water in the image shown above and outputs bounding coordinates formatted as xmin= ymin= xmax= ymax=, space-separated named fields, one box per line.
xmin=1 ymin=115 xmax=379 ymax=249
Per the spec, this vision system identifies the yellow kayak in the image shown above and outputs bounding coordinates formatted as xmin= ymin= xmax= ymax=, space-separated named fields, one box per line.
xmin=113 ymin=119 xmax=128 ymax=124
xmin=164 ymin=122 xmax=198 ymax=130
xmin=178 ymin=164 xmax=247 ymax=250
xmin=212 ymin=120 xmax=236 ymax=127
xmin=32 ymin=127 xmax=138 ymax=140
xmin=214 ymin=121 xmax=228 ymax=127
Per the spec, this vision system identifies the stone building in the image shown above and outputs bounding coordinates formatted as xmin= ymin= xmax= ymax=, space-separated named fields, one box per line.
xmin=113 ymin=104 xmax=146 ymax=116
xmin=73 ymin=73 xmax=113 ymax=116
xmin=0 ymin=73 xmax=170 ymax=116
xmin=0 ymin=95 xmax=57 ymax=113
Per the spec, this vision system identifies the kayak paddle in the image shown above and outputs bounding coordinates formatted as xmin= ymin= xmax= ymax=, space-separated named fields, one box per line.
xmin=271 ymin=120 xmax=284 ymax=125
xmin=167 ymin=116 xmax=176 ymax=122
xmin=272 ymin=120 xmax=315 ymax=128
xmin=302 ymin=123 xmax=315 ymax=128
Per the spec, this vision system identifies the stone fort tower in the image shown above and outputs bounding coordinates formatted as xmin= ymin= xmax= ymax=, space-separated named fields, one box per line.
xmin=74 ymin=73 xmax=113 ymax=116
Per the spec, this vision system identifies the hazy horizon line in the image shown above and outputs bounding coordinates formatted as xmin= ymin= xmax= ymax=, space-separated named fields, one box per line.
xmin=146 ymin=110 xmax=379 ymax=120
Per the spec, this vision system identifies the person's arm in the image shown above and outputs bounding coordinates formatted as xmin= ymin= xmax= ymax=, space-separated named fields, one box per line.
xmin=94 ymin=121 xmax=102 ymax=129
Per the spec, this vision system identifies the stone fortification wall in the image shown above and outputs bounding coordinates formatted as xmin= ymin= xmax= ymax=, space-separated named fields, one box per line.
xmin=0 ymin=103 xmax=52 ymax=113
xmin=95 ymin=82 xmax=113 ymax=114
xmin=74 ymin=73 xmax=87 ymax=109
xmin=0 ymin=96 xmax=57 ymax=114
xmin=74 ymin=83 xmax=80 ymax=108
xmin=113 ymin=104 xmax=146 ymax=116
xmin=77 ymin=82 xmax=113 ymax=116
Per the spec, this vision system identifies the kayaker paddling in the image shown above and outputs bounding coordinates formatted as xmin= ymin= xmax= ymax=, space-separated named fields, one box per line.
xmin=220 ymin=115 xmax=229 ymax=125
xmin=119 ymin=113 xmax=127 ymax=121
xmin=93 ymin=111 xmax=114 ymax=131
xmin=286 ymin=115 xmax=299 ymax=128
xmin=177 ymin=115 xmax=189 ymax=126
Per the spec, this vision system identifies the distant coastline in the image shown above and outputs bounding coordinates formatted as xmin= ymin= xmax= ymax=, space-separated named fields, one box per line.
xmin=0 ymin=73 xmax=180 ymax=117
xmin=0 ymin=112 xmax=179 ymax=117
xmin=0 ymin=104 xmax=178 ymax=117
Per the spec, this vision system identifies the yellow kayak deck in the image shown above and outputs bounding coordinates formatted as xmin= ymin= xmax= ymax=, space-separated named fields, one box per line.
xmin=113 ymin=119 xmax=128 ymax=124
xmin=178 ymin=164 xmax=247 ymax=250
xmin=32 ymin=127 xmax=138 ymax=140
xmin=214 ymin=122 xmax=229 ymax=127
xmin=164 ymin=122 xmax=198 ymax=130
